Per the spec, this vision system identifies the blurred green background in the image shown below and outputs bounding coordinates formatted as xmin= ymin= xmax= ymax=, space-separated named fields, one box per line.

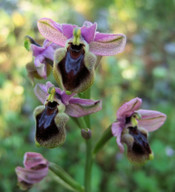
xmin=0 ymin=0 xmax=175 ymax=191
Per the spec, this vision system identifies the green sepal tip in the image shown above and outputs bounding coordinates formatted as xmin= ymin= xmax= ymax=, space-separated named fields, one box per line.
xmin=35 ymin=140 xmax=41 ymax=147
xmin=24 ymin=38 xmax=30 ymax=51
xmin=66 ymin=90 xmax=72 ymax=95
xmin=149 ymin=153 xmax=154 ymax=160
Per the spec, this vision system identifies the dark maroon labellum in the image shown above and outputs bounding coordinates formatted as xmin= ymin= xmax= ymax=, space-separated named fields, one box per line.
xmin=36 ymin=101 xmax=59 ymax=142
xmin=58 ymin=43 xmax=90 ymax=91
xmin=128 ymin=126 xmax=151 ymax=156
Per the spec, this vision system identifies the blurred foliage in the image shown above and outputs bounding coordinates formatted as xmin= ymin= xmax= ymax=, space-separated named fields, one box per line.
xmin=0 ymin=0 xmax=175 ymax=191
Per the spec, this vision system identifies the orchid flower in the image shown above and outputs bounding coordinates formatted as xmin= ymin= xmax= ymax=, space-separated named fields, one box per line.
xmin=37 ymin=18 xmax=126 ymax=93
xmin=25 ymin=36 xmax=60 ymax=82
xmin=15 ymin=152 xmax=48 ymax=191
xmin=111 ymin=97 xmax=166 ymax=163
xmin=34 ymin=81 xmax=102 ymax=148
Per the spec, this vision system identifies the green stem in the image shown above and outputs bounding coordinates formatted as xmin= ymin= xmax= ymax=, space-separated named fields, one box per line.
xmin=49 ymin=162 xmax=84 ymax=192
xmin=92 ymin=125 xmax=113 ymax=156
xmin=71 ymin=117 xmax=81 ymax=128
xmin=84 ymin=88 xmax=91 ymax=128
xmin=76 ymin=117 xmax=92 ymax=191
xmin=78 ymin=88 xmax=93 ymax=192
xmin=73 ymin=116 xmax=93 ymax=191
xmin=84 ymin=139 xmax=92 ymax=192
xmin=78 ymin=88 xmax=91 ymax=128
xmin=78 ymin=117 xmax=88 ymax=129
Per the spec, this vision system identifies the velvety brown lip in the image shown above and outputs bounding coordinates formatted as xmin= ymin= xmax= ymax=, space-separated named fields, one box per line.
xmin=36 ymin=101 xmax=59 ymax=142
xmin=58 ymin=43 xmax=90 ymax=91
xmin=128 ymin=126 xmax=151 ymax=155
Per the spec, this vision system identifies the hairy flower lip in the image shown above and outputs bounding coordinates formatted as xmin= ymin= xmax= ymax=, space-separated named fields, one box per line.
xmin=34 ymin=98 xmax=68 ymax=148
xmin=57 ymin=45 xmax=89 ymax=92
xmin=38 ymin=101 xmax=59 ymax=130
xmin=53 ymin=40 xmax=93 ymax=93
xmin=69 ymin=43 xmax=85 ymax=52
xmin=54 ymin=41 xmax=92 ymax=93
xmin=128 ymin=126 xmax=151 ymax=156
xmin=46 ymin=100 xmax=58 ymax=109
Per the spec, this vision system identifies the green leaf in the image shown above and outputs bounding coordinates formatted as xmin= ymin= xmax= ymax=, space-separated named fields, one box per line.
xmin=49 ymin=162 xmax=84 ymax=192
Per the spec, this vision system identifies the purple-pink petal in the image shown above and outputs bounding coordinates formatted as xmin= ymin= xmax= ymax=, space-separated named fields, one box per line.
xmin=65 ymin=99 xmax=102 ymax=117
xmin=43 ymin=39 xmax=50 ymax=47
xmin=54 ymin=87 xmax=63 ymax=96
xmin=31 ymin=40 xmax=59 ymax=60
xmin=117 ymin=97 xmax=142 ymax=120
xmin=81 ymin=23 xmax=97 ymax=43
xmin=31 ymin=44 xmax=44 ymax=56
xmin=82 ymin=21 xmax=94 ymax=27
xmin=42 ymin=45 xmax=55 ymax=61
xmin=60 ymin=91 xmax=76 ymax=105
xmin=37 ymin=18 xmax=67 ymax=47
xmin=34 ymin=56 xmax=44 ymax=67
xmin=111 ymin=122 xmax=125 ymax=153
xmin=69 ymin=97 xmax=98 ymax=105
xmin=89 ymin=33 xmax=126 ymax=56
xmin=35 ymin=60 xmax=47 ymax=79
xmin=34 ymin=82 xmax=52 ymax=104
xmin=23 ymin=152 xmax=48 ymax=169
xmin=16 ymin=167 xmax=48 ymax=184
xmin=62 ymin=24 xmax=77 ymax=39
xmin=137 ymin=109 xmax=167 ymax=132
xmin=46 ymin=81 xmax=54 ymax=90
xmin=93 ymin=32 xmax=119 ymax=41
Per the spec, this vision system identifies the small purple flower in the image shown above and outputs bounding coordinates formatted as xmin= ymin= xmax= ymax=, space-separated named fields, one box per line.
xmin=34 ymin=81 xmax=102 ymax=148
xmin=37 ymin=18 xmax=126 ymax=93
xmin=111 ymin=97 xmax=166 ymax=163
xmin=15 ymin=152 xmax=48 ymax=191
xmin=26 ymin=36 xmax=60 ymax=82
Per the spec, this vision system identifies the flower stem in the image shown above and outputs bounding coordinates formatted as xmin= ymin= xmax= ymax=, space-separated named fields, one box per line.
xmin=78 ymin=88 xmax=93 ymax=192
xmin=49 ymin=162 xmax=84 ymax=192
xmin=77 ymin=117 xmax=93 ymax=192
xmin=78 ymin=117 xmax=88 ymax=129
xmin=92 ymin=125 xmax=113 ymax=156
xmin=84 ymin=88 xmax=91 ymax=128
xmin=84 ymin=138 xmax=93 ymax=192
xmin=78 ymin=88 xmax=91 ymax=128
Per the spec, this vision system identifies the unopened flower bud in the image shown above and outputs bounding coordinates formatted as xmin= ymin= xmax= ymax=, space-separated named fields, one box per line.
xmin=15 ymin=152 xmax=49 ymax=191
xmin=81 ymin=128 xmax=91 ymax=140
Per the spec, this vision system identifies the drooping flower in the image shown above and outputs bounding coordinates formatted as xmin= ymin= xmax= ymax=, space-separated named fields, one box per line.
xmin=37 ymin=18 xmax=126 ymax=93
xmin=34 ymin=81 xmax=102 ymax=148
xmin=15 ymin=152 xmax=49 ymax=191
xmin=111 ymin=97 xmax=166 ymax=163
xmin=25 ymin=36 xmax=60 ymax=82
